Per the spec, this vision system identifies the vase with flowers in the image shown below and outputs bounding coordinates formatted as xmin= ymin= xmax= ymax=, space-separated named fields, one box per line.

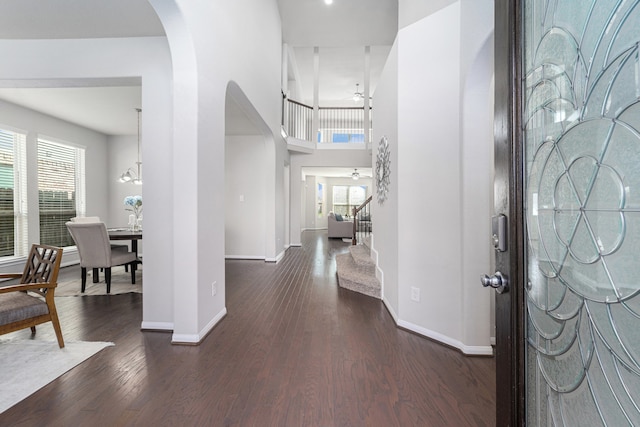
xmin=124 ymin=195 xmax=143 ymax=231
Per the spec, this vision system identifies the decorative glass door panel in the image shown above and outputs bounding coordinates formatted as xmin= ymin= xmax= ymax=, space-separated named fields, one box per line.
xmin=524 ymin=0 xmax=640 ymax=424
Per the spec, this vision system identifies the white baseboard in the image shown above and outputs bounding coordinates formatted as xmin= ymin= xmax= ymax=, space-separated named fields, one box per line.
xmin=225 ymin=255 xmax=265 ymax=261
xmin=383 ymin=296 xmax=398 ymax=323
xmin=397 ymin=319 xmax=494 ymax=356
xmin=289 ymin=243 xmax=302 ymax=247
xmin=266 ymin=248 xmax=287 ymax=263
xmin=171 ymin=307 xmax=227 ymax=345
xmin=141 ymin=321 xmax=173 ymax=331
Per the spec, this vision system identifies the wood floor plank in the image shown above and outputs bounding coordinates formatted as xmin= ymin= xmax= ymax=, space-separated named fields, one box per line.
xmin=0 ymin=231 xmax=495 ymax=426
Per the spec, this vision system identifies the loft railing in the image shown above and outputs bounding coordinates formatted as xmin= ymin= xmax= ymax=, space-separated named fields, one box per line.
xmin=286 ymin=99 xmax=313 ymax=141
xmin=352 ymin=195 xmax=373 ymax=245
xmin=283 ymin=98 xmax=372 ymax=144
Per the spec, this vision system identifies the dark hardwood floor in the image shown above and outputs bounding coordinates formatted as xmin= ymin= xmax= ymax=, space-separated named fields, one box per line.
xmin=0 ymin=231 xmax=495 ymax=426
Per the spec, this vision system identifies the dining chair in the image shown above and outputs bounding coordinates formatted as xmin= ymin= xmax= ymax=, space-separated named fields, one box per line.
xmin=66 ymin=222 xmax=138 ymax=294
xmin=0 ymin=244 xmax=65 ymax=348
xmin=70 ymin=216 xmax=129 ymax=271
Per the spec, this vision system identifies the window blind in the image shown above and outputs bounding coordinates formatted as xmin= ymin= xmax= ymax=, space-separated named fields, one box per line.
xmin=37 ymin=139 xmax=85 ymax=247
xmin=0 ymin=128 xmax=27 ymax=257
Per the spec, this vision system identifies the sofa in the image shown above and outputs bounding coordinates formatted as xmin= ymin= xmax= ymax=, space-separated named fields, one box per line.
xmin=328 ymin=212 xmax=353 ymax=238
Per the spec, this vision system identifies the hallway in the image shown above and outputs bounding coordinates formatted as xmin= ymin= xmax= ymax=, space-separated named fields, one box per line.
xmin=1 ymin=231 xmax=495 ymax=426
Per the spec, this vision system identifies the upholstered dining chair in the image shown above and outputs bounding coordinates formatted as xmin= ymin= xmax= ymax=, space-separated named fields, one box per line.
xmin=70 ymin=216 xmax=129 ymax=254
xmin=66 ymin=222 xmax=138 ymax=294
xmin=0 ymin=244 xmax=65 ymax=348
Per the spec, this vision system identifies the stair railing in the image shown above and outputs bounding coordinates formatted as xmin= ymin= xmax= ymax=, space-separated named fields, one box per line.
xmin=352 ymin=195 xmax=373 ymax=245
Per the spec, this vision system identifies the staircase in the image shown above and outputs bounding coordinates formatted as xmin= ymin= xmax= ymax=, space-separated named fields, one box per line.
xmin=336 ymin=237 xmax=380 ymax=299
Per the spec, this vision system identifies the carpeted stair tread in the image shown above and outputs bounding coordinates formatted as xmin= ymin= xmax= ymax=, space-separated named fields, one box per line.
xmin=336 ymin=253 xmax=380 ymax=299
xmin=349 ymin=244 xmax=374 ymax=267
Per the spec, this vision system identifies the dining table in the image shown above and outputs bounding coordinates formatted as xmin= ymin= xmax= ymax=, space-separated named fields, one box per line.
xmin=108 ymin=228 xmax=143 ymax=258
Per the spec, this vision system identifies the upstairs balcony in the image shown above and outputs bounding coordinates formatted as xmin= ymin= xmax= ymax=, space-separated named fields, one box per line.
xmin=283 ymin=98 xmax=372 ymax=153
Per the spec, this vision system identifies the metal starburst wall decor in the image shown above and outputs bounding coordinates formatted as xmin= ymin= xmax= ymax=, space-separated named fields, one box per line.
xmin=376 ymin=136 xmax=391 ymax=205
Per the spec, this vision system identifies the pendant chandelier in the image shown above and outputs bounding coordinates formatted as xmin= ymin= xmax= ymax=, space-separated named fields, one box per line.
xmin=118 ymin=108 xmax=143 ymax=185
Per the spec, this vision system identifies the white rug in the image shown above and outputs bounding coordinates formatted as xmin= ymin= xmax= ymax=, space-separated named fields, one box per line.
xmin=55 ymin=269 xmax=142 ymax=296
xmin=0 ymin=338 xmax=114 ymax=414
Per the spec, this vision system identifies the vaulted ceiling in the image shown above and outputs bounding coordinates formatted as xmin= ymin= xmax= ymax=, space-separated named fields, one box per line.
xmin=0 ymin=0 xmax=398 ymax=135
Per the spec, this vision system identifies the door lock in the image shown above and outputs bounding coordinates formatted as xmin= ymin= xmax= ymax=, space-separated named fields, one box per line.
xmin=492 ymin=214 xmax=507 ymax=252
xmin=481 ymin=271 xmax=509 ymax=294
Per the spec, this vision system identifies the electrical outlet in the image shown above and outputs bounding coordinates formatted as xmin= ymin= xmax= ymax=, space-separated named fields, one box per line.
xmin=212 ymin=281 xmax=217 ymax=296
xmin=411 ymin=287 xmax=420 ymax=302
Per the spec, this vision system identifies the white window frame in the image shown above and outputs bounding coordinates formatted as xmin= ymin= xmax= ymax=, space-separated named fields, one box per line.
xmin=0 ymin=126 xmax=28 ymax=259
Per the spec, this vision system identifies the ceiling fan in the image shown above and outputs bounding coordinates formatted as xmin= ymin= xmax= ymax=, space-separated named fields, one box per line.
xmin=352 ymin=83 xmax=364 ymax=102
xmin=351 ymin=83 xmax=373 ymax=103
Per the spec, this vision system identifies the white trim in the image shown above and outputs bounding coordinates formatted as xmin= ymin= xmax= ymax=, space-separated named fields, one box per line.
xmin=0 ymin=246 xmax=79 ymax=272
xmin=490 ymin=336 xmax=496 ymax=346
xmin=383 ymin=296 xmax=398 ymax=323
xmin=316 ymin=142 xmax=368 ymax=150
xmin=289 ymin=243 xmax=302 ymax=247
xmin=370 ymin=235 xmax=385 ymax=294
xmin=37 ymin=133 xmax=87 ymax=150
xmin=286 ymin=136 xmax=315 ymax=154
xmin=141 ymin=321 xmax=173 ymax=331
xmin=397 ymin=319 xmax=494 ymax=356
xmin=265 ymin=248 xmax=286 ymax=263
xmin=171 ymin=307 xmax=227 ymax=345
xmin=0 ymin=122 xmax=29 ymax=134
xmin=225 ymin=255 xmax=265 ymax=260
xmin=0 ymin=257 xmax=29 ymax=272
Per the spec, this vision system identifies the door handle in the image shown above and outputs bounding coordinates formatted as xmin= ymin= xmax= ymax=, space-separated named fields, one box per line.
xmin=481 ymin=271 xmax=509 ymax=294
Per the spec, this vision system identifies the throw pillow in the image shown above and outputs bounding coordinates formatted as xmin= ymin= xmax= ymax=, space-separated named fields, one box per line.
xmin=335 ymin=213 xmax=343 ymax=221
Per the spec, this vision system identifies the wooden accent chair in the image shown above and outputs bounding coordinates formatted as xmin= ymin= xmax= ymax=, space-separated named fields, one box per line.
xmin=66 ymin=221 xmax=138 ymax=294
xmin=0 ymin=244 xmax=65 ymax=348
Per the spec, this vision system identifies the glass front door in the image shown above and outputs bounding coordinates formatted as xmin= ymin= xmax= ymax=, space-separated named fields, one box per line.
xmin=523 ymin=0 xmax=640 ymax=424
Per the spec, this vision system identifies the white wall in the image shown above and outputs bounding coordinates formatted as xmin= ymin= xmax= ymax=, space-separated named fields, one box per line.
xmin=373 ymin=1 xmax=493 ymax=355
xmin=398 ymin=0 xmax=458 ymax=29
xmin=225 ymin=135 xmax=267 ymax=259
xmin=371 ymin=40 xmax=399 ymax=318
xmin=108 ymin=135 xmax=140 ymax=227
xmin=150 ymin=0 xmax=285 ymax=341
xmin=460 ymin=0 xmax=494 ymax=348
xmin=0 ymin=99 xmax=110 ymax=271
xmin=397 ymin=3 xmax=463 ymax=343
xmin=303 ymin=175 xmax=318 ymax=230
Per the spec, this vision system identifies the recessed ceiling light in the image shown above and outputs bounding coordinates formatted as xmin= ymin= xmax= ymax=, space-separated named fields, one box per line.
xmin=324 ymin=0 xmax=333 ymax=4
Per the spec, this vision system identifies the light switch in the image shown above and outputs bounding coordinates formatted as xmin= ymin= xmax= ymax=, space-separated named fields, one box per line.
xmin=239 ymin=195 xmax=245 ymax=202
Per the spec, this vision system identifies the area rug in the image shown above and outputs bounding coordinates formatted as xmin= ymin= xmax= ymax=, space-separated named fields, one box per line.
xmin=55 ymin=269 xmax=142 ymax=296
xmin=0 ymin=338 xmax=114 ymax=414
